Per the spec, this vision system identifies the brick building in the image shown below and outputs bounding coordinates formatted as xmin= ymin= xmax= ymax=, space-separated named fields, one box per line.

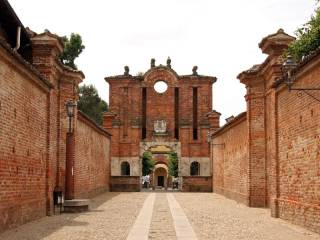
xmin=103 ymin=60 xmax=220 ymax=191
xmin=0 ymin=0 xmax=111 ymax=232
xmin=211 ymin=29 xmax=320 ymax=233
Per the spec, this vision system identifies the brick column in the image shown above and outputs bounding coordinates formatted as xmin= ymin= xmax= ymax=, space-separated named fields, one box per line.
xmin=257 ymin=29 xmax=294 ymax=214
xmin=65 ymin=132 xmax=75 ymax=200
xmin=245 ymin=83 xmax=266 ymax=207
xmin=238 ymin=29 xmax=295 ymax=208
xmin=207 ymin=110 xmax=221 ymax=132
xmin=103 ymin=112 xmax=116 ymax=130
xmin=31 ymin=31 xmax=64 ymax=215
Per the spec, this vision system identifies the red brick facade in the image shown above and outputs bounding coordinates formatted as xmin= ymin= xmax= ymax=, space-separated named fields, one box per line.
xmin=74 ymin=112 xmax=111 ymax=198
xmin=103 ymin=61 xmax=220 ymax=190
xmin=212 ymin=112 xmax=249 ymax=205
xmin=0 ymin=35 xmax=51 ymax=232
xmin=212 ymin=29 xmax=320 ymax=233
xmin=0 ymin=2 xmax=111 ymax=232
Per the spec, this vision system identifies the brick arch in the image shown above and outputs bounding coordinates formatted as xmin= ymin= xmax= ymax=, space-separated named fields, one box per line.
xmin=143 ymin=66 xmax=179 ymax=87
xmin=144 ymin=66 xmax=179 ymax=81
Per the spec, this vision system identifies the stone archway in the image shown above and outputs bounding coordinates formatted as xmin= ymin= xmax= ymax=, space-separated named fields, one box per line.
xmin=140 ymin=141 xmax=181 ymax=190
xmin=153 ymin=164 xmax=168 ymax=189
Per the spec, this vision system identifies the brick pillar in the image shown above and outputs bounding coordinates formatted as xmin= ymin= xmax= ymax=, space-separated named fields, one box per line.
xmin=65 ymin=132 xmax=75 ymax=200
xmin=257 ymin=29 xmax=295 ymax=214
xmin=245 ymin=83 xmax=266 ymax=207
xmin=238 ymin=68 xmax=266 ymax=207
xmin=31 ymin=31 xmax=84 ymax=211
xmin=207 ymin=110 xmax=221 ymax=132
xmin=238 ymin=29 xmax=295 ymax=208
xmin=103 ymin=112 xmax=116 ymax=130
xmin=31 ymin=31 xmax=64 ymax=216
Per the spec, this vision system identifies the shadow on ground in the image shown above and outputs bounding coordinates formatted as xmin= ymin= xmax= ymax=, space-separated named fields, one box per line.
xmin=0 ymin=192 xmax=121 ymax=240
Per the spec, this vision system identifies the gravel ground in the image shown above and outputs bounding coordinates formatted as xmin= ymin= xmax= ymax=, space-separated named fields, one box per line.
xmin=174 ymin=193 xmax=320 ymax=240
xmin=0 ymin=192 xmax=148 ymax=240
xmin=1 ymin=192 xmax=319 ymax=240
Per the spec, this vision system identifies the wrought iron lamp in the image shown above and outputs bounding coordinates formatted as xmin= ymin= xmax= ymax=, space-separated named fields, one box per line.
xmin=283 ymin=55 xmax=320 ymax=91
xmin=65 ymin=100 xmax=76 ymax=133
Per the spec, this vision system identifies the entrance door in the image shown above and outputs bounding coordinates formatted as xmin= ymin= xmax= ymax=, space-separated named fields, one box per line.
xmin=158 ymin=176 xmax=164 ymax=187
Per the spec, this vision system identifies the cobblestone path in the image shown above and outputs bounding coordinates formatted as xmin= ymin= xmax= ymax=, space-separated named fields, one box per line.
xmin=0 ymin=192 xmax=319 ymax=240
xmin=148 ymin=193 xmax=177 ymax=240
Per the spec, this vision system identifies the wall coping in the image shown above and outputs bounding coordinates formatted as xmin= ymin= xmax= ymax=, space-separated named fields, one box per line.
xmin=211 ymin=112 xmax=247 ymax=138
xmin=77 ymin=111 xmax=112 ymax=138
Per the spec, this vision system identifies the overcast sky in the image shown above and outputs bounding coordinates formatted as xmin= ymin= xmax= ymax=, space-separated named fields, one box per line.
xmin=9 ymin=0 xmax=316 ymax=124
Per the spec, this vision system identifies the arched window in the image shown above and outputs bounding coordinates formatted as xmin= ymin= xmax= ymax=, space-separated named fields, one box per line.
xmin=121 ymin=161 xmax=130 ymax=176
xmin=190 ymin=161 xmax=200 ymax=176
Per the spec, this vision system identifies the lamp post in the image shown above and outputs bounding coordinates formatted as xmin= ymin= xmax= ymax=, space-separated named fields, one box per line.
xmin=283 ymin=55 xmax=320 ymax=92
xmin=66 ymin=100 xmax=76 ymax=133
xmin=65 ymin=100 xmax=76 ymax=200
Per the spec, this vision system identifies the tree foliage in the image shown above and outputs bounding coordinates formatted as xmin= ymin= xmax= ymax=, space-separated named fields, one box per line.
xmin=286 ymin=1 xmax=320 ymax=61
xmin=142 ymin=151 xmax=155 ymax=176
xmin=168 ymin=152 xmax=178 ymax=177
xmin=60 ymin=33 xmax=85 ymax=69
xmin=77 ymin=84 xmax=108 ymax=125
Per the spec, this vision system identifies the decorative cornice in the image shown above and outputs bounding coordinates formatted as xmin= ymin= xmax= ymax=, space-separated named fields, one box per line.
xmin=105 ymin=64 xmax=217 ymax=83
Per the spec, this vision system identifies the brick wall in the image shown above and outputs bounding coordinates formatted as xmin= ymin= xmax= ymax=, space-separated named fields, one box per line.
xmin=211 ymin=112 xmax=249 ymax=204
xmin=0 ymin=27 xmax=110 ymax=232
xmin=0 ymin=41 xmax=50 ymax=232
xmin=74 ymin=112 xmax=111 ymax=198
xmin=110 ymin=176 xmax=141 ymax=192
xmin=182 ymin=176 xmax=212 ymax=192
xmin=274 ymin=55 xmax=320 ymax=233
xmin=216 ymin=29 xmax=320 ymax=233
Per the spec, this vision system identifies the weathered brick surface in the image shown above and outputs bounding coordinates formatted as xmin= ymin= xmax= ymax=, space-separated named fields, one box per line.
xmin=110 ymin=176 xmax=141 ymax=191
xmin=182 ymin=176 xmax=212 ymax=192
xmin=0 ymin=41 xmax=49 ymax=232
xmin=214 ymin=29 xmax=320 ymax=233
xmin=74 ymin=112 xmax=111 ymax=198
xmin=211 ymin=113 xmax=249 ymax=204
xmin=0 ymin=25 xmax=111 ymax=232
xmin=104 ymin=64 xmax=219 ymax=191
xmin=275 ymin=60 xmax=320 ymax=233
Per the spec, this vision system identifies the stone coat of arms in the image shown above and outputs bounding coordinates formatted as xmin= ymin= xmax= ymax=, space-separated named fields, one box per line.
xmin=154 ymin=120 xmax=167 ymax=133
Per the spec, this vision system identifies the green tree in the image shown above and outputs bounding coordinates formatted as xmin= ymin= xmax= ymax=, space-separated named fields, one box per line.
xmin=286 ymin=1 xmax=320 ymax=61
xmin=77 ymin=84 xmax=108 ymax=125
xmin=60 ymin=33 xmax=85 ymax=69
xmin=168 ymin=152 xmax=178 ymax=177
xmin=142 ymin=151 xmax=155 ymax=176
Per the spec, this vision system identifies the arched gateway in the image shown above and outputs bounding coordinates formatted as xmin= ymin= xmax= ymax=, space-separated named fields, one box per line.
xmin=141 ymin=143 xmax=180 ymax=190
xmin=103 ymin=59 xmax=220 ymax=192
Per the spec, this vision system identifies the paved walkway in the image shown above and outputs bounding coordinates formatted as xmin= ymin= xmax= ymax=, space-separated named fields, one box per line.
xmin=0 ymin=192 xmax=319 ymax=240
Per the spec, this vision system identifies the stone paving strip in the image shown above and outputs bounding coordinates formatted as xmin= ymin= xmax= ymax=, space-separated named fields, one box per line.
xmin=0 ymin=192 xmax=148 ymax=240
xmin=174 ymin=193 xmax=320 ymax=240
xmin=167 ymin=193 xmax=198 ymax=240
xmin=127 ymin=193 xmax=155 ymax=240
xmin=148 ymin=193 xmax=177 ymax=240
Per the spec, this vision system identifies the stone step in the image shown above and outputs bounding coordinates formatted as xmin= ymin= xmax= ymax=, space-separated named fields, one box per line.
xmin=63 ymin=199 xmax=90 ymax=213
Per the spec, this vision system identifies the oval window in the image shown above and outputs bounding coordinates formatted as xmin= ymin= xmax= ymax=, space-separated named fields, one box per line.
xmin=154 ymin=81 xmax=168 ymax=94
